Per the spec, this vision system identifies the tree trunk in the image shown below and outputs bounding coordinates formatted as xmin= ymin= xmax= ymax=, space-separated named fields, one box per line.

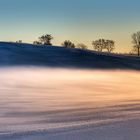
xmin=138 ymin=46 xmax=140 ymax=56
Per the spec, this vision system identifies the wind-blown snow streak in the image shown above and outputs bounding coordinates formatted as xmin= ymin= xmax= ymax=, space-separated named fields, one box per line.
xmin=0 ymin=67 xmax=140 ymax=140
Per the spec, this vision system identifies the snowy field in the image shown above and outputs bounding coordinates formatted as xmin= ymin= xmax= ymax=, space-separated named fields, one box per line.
xmin=0 ymin=67 xmax=140 ymax=140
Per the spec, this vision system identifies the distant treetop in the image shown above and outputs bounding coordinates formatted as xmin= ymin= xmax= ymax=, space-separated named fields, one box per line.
xmin=92 ymin=39 xmax=115 ymax=53
xmin=76 ymin=43 xmax=88 ymax=50
xmin=33 ymin=34 xmax=53 ymax=46
xmin=39 ymin=34 xmax=53 ymax=46
xmin=62 ymin=40 xmax=75 ymax=48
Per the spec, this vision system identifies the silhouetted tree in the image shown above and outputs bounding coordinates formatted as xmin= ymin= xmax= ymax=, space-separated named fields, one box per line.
xmin=105 ymin=40 xmax=115 ymax=53
xmin=33 ymin=41 xmax=42 ymax=45
xmin=39 ymin=34 xmax=53 ymax=46
xmin=132 ymin=31 xmax=140 ymax=56
xmin=62 ymin=40 xmax=75 ymax=48
xmin=92 ymin=39 xmax=106 ymax=52
xmin=92 ymin=39 xmax=115 ymax=53
xmin=77 ymin=43 xmax=88 ymax=50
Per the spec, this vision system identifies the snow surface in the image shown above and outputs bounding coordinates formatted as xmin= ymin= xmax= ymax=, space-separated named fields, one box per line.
xmin=0 ymin=42 xmax=140 ymax=139
xmin=0 ymin=68 xmax=140 ymax=140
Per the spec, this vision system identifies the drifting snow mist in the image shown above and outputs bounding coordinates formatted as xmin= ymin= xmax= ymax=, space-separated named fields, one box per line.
xmin=0 ymin=67 xmax=140 ymax=139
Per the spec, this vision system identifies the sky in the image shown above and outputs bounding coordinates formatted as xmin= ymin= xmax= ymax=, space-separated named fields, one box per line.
xmin=0 ymin=0 xmax=140 ymax=52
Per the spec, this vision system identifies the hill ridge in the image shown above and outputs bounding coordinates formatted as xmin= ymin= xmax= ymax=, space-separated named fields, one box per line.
xmin=0 ymin=42 xmax=140 ymax=70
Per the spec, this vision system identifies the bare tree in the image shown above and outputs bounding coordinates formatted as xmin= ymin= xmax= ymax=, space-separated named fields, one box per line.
xmin=92 ymin=39 xmax=106 ymax=52
xmin=62 ymin=40 xmax=75 ymax=48
xmin=92 ymin=39 xmax=115 ymax=53
xmin=77 ymin=43 xmax=88 ymax=50
xmin=105 ymin=40 xmax=115 ymax=53
xmin=132 ymin=32 xmax=140 ymax=56
xmin=39 ymin=34 xmax=53 ymax=46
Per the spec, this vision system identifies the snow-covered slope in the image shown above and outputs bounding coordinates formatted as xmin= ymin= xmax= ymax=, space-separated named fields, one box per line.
xmin=0 ymin=42 xmax=140 ymax=69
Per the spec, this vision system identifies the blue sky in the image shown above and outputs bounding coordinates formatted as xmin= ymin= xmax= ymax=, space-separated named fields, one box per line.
xmin=0 ymin=0 xmax=140 ymax=52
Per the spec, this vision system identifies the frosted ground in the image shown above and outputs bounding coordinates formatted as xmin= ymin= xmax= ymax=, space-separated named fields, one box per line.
xmin=0 ymin=68 xmax=140 ymax=140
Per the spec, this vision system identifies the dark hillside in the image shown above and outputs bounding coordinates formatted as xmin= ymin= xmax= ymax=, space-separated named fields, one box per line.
xmin=0 ymin=42 xmax=140 ymax=70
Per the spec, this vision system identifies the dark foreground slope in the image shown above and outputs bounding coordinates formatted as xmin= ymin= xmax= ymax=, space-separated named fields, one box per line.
xmin=0 ymin=42 xmax=140 ymax=70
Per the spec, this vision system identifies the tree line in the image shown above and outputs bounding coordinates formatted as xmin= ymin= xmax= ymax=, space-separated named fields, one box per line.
xmin=33 ymin=35 xmax=88 ymax=50
xmin=32 ymin=34 xmax=115 ymax=53
xmin=18 ymin=31 xmax=140 ymax=56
